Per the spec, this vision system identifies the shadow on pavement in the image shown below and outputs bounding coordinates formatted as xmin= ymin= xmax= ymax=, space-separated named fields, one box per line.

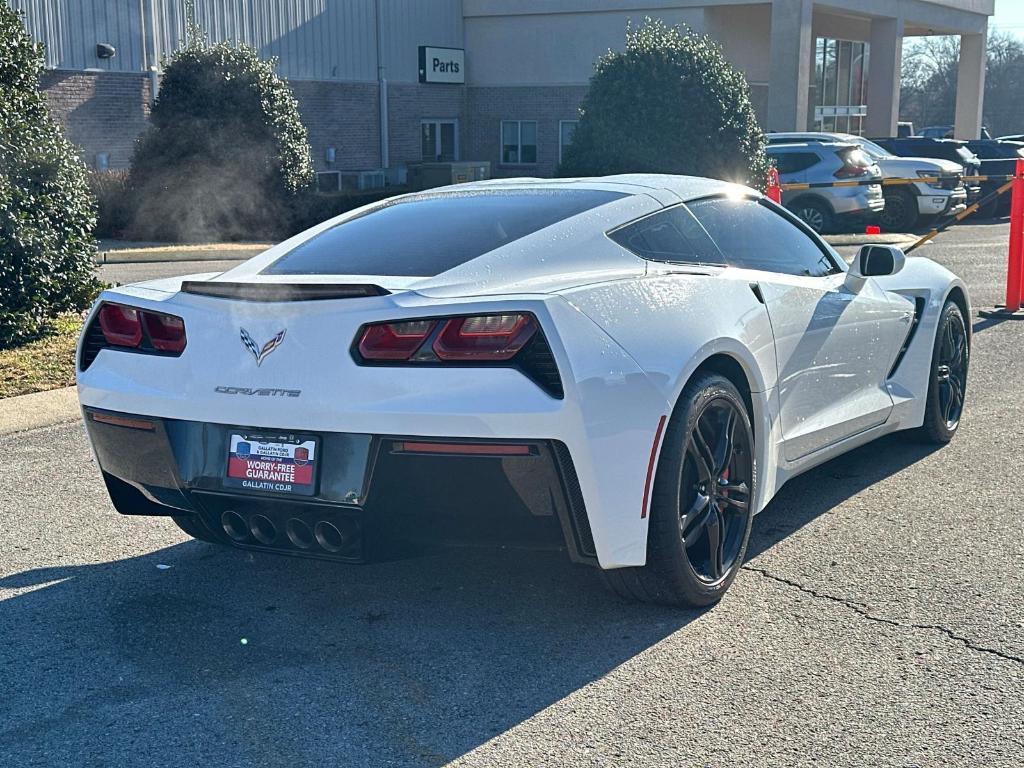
xmin=747 ymin=433 xmax=937 ymax=560
xmin=0 ymin=433 xmax=936 ymax=766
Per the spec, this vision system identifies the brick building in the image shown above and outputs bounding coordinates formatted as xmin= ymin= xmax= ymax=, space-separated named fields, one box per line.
xmin=8 ymin=0 xmax=995 ymax=182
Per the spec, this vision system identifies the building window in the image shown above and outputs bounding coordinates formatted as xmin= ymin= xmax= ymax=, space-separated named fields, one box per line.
xmin=813 ymin=38 xmax=869 ymax=134
xmin=558 ymin=120 xmax=578 ymax=165
xmin=422 ymin=119 xmax=459 ymax=162
xmin=501 ymin=120 xmax=537 ymax=164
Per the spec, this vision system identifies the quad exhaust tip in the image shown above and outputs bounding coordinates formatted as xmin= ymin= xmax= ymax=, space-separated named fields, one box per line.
xmin=221 ymin=510 xmax=355 ymax=554
xmin=286 ymin=518 xmax=315 ymax=549
xmin=314 ymin=521 xmax=347 ymax=553
xmin=249 ymin=514 xmax=278 ymax=545
xmin=221 ymin=510 xmax=248 ymax=542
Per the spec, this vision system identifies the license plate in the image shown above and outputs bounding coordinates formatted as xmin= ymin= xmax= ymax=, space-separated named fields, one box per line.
xmin=224 ymin=433 xmax=318 ymax=496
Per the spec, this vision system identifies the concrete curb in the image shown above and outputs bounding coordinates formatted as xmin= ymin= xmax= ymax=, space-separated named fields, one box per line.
xmin=0 ymin=387 xmax=81 ymax=436
xmin=95 ymin=243 xmax=272 ymax=265
xmin=824 ymin=233 xmax=919 ymax=247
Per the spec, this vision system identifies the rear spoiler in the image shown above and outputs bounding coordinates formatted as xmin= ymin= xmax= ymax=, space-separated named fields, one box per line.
xmin=179 ymin=282 xmax=390 ymax=302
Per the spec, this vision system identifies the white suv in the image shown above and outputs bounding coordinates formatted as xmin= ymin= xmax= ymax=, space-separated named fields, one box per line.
xmin=768 ymin=132 xmax=967 ymax=231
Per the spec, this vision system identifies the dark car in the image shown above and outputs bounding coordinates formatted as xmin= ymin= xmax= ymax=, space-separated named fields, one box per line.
xmin=871 ymin=137 xmax=1004 ymax=217
xmin=920 ymin=125 xmax=993 ymax=140
xmin=963 ymin=140 xmax=1023 ymax=216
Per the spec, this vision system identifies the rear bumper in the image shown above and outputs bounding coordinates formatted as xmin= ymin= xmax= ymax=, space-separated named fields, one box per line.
xmin=84 ymin=408 xmax=598 ymax=565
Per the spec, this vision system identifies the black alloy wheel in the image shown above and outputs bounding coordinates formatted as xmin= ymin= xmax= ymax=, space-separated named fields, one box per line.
xmin=680 ymin=398 xmax=753 ymax=585
xmin=602 ymin=373 xmax=756 ymax=607
xmin=917 ymin=300 xmax=969 ymax=443
xmin=936 ymin=310 xmax=968 ymax=430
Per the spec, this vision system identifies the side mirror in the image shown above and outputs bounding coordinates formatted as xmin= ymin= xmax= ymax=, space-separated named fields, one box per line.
xmin=849 ymin=245 xmax=905 ymax=278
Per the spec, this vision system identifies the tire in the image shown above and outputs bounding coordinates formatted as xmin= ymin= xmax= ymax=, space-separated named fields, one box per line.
xmin=880 ymin=189 xmax=919 ymax=232
xmin=602 ymin=373 xmax=756 ymax=607
xmin=171 ymin=514 xmax=221 ymax=544
xmin=916 ymin=300 xmax=969 ymax=444
xmin=792 ymin=199 xmax=832 ymax=235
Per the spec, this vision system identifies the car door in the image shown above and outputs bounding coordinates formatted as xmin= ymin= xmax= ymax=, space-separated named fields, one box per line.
xmin=688 ymin=196 xmax=908 ymax=461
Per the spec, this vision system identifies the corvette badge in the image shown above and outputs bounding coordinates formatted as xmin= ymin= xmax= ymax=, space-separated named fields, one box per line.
xmin=240 ymin=327 xmax=286 ymax=367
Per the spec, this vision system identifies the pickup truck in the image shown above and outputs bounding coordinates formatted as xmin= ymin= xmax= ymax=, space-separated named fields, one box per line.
xmin=874 ymin=137 xmax=1010 ymax=218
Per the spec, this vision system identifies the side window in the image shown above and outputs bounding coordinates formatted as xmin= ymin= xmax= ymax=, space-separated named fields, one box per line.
xmin=686 ymin=197 xmax=839 ymax=277
xmin=792 ymin=152 xmax=820 ymax=172
xmin=773 ymin=152 xmax=820 ymax=175
xmin=609 ymin=206 xmax=725 ymax=266
xmin=770 ymin=153 xmax=798 ymax=175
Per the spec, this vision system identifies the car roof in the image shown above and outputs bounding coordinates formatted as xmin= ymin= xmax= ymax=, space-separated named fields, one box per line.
xmin=769 ymin=131 xmax=857 ymax=140
xmin=440 ymin=173 xmax=754 ymax=204
xmin=767 ymin=141 xmax=854 ymax=151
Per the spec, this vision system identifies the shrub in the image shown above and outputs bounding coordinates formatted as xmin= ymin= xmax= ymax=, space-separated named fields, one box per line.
xmin=88 ymin=170 xmax=132 ymax=239
xmin=0 ymin=6 xmax=101 ymax=348
xmin=558 ymin=18 xmax=770 ymax=189
xmin=285 ymin=188 xmax=405 ymax=237
xmin=129 ymin=33 xmax=314 ymax=242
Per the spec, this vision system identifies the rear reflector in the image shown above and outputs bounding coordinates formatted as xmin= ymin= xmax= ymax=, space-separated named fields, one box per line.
xmin=640 ymin=415 xmax=668 ymax=519
xmin=90 ymin=412 xmax=156 ymax=431
xmin=392 ymin=441 xmax=533 ymax=456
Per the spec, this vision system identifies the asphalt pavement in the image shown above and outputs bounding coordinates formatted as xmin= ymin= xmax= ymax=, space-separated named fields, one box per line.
xmin=2 ymin=221 xmax=1022 ymax=766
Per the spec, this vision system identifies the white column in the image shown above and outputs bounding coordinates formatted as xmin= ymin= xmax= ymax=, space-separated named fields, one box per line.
xmin=954 ymin=32 xmax=987 ymax=139
xmin=865 ymin=17 xmax=904 ymax=137
xmin=767 ymin=0 xmax=813 ymax=132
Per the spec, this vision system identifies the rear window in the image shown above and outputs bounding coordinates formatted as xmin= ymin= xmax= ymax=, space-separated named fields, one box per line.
xmin=838 ymin=147 xmax=872 ymax=168
xmin=264 ymin=189 xmax=625 ymax=276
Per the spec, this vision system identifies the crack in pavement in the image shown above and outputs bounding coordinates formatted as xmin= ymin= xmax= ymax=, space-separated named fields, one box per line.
xmin=743 ymin=565 xmax=1024 ymax=667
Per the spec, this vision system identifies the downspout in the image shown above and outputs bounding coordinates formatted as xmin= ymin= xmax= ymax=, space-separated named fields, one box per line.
xmin=375 ymin=0 xmax=389 ymax=170
xmin=148 ymin=0 xmax=160 ymax=101
xmin=139 ymin=0 xmax=149 ymax=72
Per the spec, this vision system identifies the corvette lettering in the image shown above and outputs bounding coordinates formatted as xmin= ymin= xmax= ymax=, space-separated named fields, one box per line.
xmin=215 ymin=386 xmax=301 ymax=397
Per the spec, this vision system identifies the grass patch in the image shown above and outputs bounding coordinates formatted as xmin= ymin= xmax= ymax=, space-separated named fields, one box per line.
xmin=0 ymin=315 xmax=83 ymax=398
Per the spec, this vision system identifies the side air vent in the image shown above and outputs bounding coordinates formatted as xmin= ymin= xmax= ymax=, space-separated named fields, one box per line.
xmin=516 ymin=332 xmax=564 ymax=399
xmin=887 ymin=296 xmax=927 ymax=379
xmin=180 ymin=282 xmax=389 ymax=302
xmin=79 ymin=317 xmax=108 ymax=371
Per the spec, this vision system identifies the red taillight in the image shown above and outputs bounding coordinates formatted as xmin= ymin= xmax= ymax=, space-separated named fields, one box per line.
xmin=358 ymin=320 xmax=437 ymax=361
xmin=142 ymin=311 xmax=187 ymax=353
xmin=834 ymin=165 xmax=870 ymax=179
xmin=95 ymin=303 xmax=186 ymax=353
xmin=98 ymin=304 xmax=143 ymax=347
xmin=433 ymin=314 xmax=537 ymax=361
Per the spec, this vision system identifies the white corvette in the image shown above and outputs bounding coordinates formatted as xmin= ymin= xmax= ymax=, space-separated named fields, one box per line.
xmin=77 ymin=175 xmax=970 ymax=606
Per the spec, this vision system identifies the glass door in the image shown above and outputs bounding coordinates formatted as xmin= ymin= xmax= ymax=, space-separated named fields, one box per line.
xmin=421 ymin=120 xmax=458 ymax=161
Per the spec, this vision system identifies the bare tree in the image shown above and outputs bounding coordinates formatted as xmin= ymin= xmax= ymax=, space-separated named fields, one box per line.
xmin=900 ymin=31 xmax=1024 ymax=137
